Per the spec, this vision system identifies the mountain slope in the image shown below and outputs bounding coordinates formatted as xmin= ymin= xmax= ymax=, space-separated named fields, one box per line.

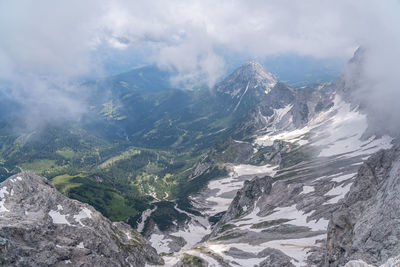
xmin=0 ymin=172 xmax=163 ymax=267
xmin=327 ymin=145 xmax=400 ymax=266
xmin=139 ymin=54 xmax=394 ymax=266
xmin=2 ymin=54 xmax=397 ymax=266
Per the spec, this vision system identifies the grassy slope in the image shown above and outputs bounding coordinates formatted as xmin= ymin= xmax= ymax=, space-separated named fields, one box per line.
xmin=0 ymin=80 xmax=242 ymax=226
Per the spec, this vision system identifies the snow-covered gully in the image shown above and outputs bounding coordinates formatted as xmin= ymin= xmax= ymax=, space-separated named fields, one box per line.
xmin=144 ymin=96 xmax=392 ymax=267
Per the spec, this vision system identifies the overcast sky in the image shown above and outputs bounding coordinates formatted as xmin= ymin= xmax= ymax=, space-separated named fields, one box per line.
xmin=0 ymin=0 xmax=399 ymax=128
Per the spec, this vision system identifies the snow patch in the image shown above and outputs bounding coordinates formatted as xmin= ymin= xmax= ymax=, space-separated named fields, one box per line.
xmin=330 ymin=173 xmax=355 ymax=183
xmin=325 ymin=183 xmax=352 ymax=204
xmin=0 ymin=186 xmax=10 ymax=212
xmin=302 ymin=186 xmax=314 ymax=194
xmin=315 ymin=96 xmax=392 ymax=158
xmin=255 ymin=126 xmax=310 ymax=147
xmin=77 ymin=242 xmax=84 ymax=249
xmin=233 ymin=164 xmax=277 ymax=177
xmin=73 ymin=207 xmax=92 ymax=226
xmin=260 ymin=235 xmax=325 ymax=267
xmin=137 ymin=206 xmax=157 ymax=232
xmin=206 ymin=242 xmax=268 ymax=266
xmin=149 ymin=233 xmax=174 ymax=254
xmin=239 ymin=204 xmax=328 ymax=233
xmin=49 ymin=210 xmax=71 ymax=225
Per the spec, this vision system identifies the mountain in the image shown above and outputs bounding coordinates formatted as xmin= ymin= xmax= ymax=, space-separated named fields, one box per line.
xmin=216 ymin=61 xmax=278 ymax=100
xmin=136 ymin=52 xmax=395 ymax=266
xmin=110 ymin=65 xmax=173 ymax=92
xmin=0 ymin=172 xmax=163 ymax=266
xmin=1 ymin=52 xmax=399 ymax=266
xmin=216 ymin=61 xmax=292 ymax=117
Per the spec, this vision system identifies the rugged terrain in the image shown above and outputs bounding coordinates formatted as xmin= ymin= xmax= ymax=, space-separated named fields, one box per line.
xmin=0 ymin=172 xmax=162 ymax=266
xmin=1 ymin=52 xmax=400 ymax=267
xmin=327 ymin=145 xmax=400 ymax=266
xmin=136 ymin=57 xmax=395 ymax=266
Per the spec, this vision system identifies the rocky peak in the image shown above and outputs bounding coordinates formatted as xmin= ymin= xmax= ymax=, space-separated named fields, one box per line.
xmin=235 ymin=61 xmax=277 ymax=85
xmin=0 ymin=172 xmax=163 ymax=267
xmin=215 ymin=61 xmax=277 ymax=98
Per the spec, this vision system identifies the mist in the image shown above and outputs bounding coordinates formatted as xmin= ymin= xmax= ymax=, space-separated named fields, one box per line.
xmin=0 ymin=0 xmax=400 ymax=132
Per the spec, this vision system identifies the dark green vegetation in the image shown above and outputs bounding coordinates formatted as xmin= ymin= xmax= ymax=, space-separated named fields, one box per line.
xmin=0 ymin=66 xmax=252 ymax=226
xmin=181 ymin=253 xmax=206 ymax=267
xmin=0 ymin=63 xmax=314 ymax=230
xmin=141 ymin=202 xmax=190 ymax=232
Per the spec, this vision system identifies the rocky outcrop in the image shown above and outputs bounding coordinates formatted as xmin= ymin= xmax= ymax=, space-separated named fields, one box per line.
xmin=217 ymin=176 xmax=274 ymax=225
xmin=345 ymin=255 xmax=400 ymax=267
xmin=326 ymin=146 xmax=400 ymax=266
xmin=0 ymin=172 xmax=163 ymax=267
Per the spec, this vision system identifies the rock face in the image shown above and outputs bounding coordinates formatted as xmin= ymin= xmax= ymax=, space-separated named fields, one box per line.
xmin=214 ymin=61 xmax=335 ymax=139
xmin=216 ymin=61 xmax=277 ymax=100
xmin=326 ymin=146 xmax=400 ymax=266
xmin=215 ymin=61 xmax=294 ymax=118
xmin=139 ymin=54 xmax=394 ymax=266
xmin=215 ymin=176 xmax=274 ymax=226
xmin=0 ymin=172 xmax=163 ymax=267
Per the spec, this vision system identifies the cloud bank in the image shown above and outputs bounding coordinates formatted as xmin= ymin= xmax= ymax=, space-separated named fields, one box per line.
xmin=0 ymin=0 xmax=399 ymax=130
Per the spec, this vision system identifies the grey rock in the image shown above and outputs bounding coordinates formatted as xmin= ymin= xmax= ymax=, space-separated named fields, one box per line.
xmin=216 ymin=176 xmax=273 ymax=226
xmin=258 ymin=247 xmax=295 ymax=267
xmin=0 ymin=172 xmax=163 ymax=267
xmin=326 ymin=146 xmax=400 ymax=266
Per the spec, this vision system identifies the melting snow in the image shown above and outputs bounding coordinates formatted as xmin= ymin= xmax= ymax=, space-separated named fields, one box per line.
xmin=73 ymin=207 xmax=92 ymax=226
xmin=77 ymin=242 xmax=84 ymax=249
xmin=302 ymin=186 xmax=314 ymax=194
xmin=206 ymin=242 xmax=270 ymax=266
xmin=238 ymin=204 xmax=328 ymax=233
xmin=315 ymin=96 xmax=392 ymax=158
xmin=233 ymin=164 xmax=277 ymax=177
xmin=325 ymin=183 xmax=352 ymax=204
xmin=256 ymin=126 xmax=310 ymax=147
xmin=207 ymin=164 xmax=276 ymax=214
xmin=0 ymin=186 xmax=10 ymax=212
xmin=49 ymin=210 xmax=71 ymax=225
xmin=260 ymin=235 xmax=326 ymax=267
xmin=170 ymin=222 xmax=210 ymax=252
xmin=204 ymin=234 xmax=325 ymax=267
xmin=137 ymin=206 xmax=157 ymax=232
xmin=146 ymin=95 xmax=394 ymax=266
xmin=10 ymin=176 xmax=23 ymax=183
xmin=330 ymin=173 xmax=355 ymax=183
xmin=149 ymin=233 xmax=174 ymax=254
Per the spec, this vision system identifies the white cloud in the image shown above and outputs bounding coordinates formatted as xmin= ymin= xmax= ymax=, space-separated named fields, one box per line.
xmin=0 ymin=0 xmax=399 ymax=128
xmin=97 ymin=0 xmax=400 ymax=86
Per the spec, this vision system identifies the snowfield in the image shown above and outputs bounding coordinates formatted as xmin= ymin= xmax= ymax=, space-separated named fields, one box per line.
xmin=145 ymin=95 xmax=393 ymax=267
